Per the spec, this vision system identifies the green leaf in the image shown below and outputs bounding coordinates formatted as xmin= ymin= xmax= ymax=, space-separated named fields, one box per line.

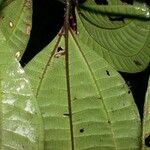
xmin=0 ymin=0 xmax=32 ymax=60
xmin=0 ymin=42 xmax=44 ymax=149
xmin=78 ymin=0 xmax=150 ymax=72
xmin=25 ymin=28 xmax=141 ymax=149
xmin=142 ymin=76 xmax=150 ymax=150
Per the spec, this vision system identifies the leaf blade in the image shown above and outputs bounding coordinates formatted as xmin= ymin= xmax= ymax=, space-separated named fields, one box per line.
xmin=25 ymin=28 xmax=141 ymax=149
xmin=0 ymin=0 xmax=32 ymax=60
xmin=78 ymin=0 xmax=150 ymax=72
xmin=0 ymin=43 xmax=44 ymax=149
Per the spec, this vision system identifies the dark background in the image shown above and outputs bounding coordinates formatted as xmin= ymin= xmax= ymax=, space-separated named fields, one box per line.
xmin=20 ymin=0 xmax=150 ymax=120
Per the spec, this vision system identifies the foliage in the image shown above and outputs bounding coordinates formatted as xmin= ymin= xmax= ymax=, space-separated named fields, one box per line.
xmin=78 ymin=0 xmax=150 ymax=72
xmin=0 ymin=0 xmax=150 ymax=149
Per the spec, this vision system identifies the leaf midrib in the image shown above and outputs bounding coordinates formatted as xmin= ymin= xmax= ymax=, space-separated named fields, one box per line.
xmin=70 ymin=28 xmax=118 ymax=150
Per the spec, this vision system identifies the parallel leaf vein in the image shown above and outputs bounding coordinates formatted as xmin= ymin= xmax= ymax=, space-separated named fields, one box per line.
xmin=70 ymin=29 xmax=118 ymax=150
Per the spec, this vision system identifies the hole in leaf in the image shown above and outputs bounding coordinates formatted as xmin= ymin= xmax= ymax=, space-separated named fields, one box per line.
xmin=128 ymin=90 xmax=131 ymax=94
xmin=108 ymin=16 xmax=125 ymax=22
xmin=120 ymin=0 xmax=133 ymax=5
xmin=80 ymin=128 xmax=84 ymax=133
xmin=134 ymin=60 xmax=142 ymax=66
xmin=57 ymin=46 xmax=63 ymax=52
xmin=94 ymin=0 xmax=108 ymax=5
xmin=145 ymin=135 xmax=150 ymax=147
xmin=94 ymin=0 xmax=125 ymax=22
xmin=106 ymin=70 xmax=110 ymax=76
xmin=54 ymin=46 xmax=65 ymax=58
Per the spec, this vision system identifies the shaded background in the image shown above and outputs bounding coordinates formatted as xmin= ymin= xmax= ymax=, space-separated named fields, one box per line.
xmin=20 ymin=0 xmax=150 ymax=119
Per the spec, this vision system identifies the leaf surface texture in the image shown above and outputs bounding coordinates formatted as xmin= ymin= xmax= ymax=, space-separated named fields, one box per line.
xmin=0 ymin=0 xmax=32 ymax=60
xmin=78 ymin=0 xmax=150 ymax=72
xmin=0 ymin=38 xmax=44 ymax=149
xmin=25 ymin=27 xmax=141 ymax=149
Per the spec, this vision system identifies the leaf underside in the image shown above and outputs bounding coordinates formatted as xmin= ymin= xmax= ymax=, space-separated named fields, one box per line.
xmin=0 ymin=0 xmax=32 ymax=60
xmin=25 ymin=27 xmax=141 ymax=149
xmin=0 ymin=41 xmax=44 ymax=149
xmin=0 ymin=0 xmax=44 ymax=149
xmin=78 ymin=0 xmax=150 ymax=73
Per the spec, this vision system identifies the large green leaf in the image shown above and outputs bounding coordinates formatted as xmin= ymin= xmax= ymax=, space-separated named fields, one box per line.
xmin=142 ymin=76 xmax=150 ymax=150
xmin=0 ymin=0 xmax=32 ymax=60
xmin=78 ymin=0 xmax=150 ymax=72
xmin=0 ymin=39 xmax=44 ymax=149
xmin=25 ymin=28 xmax=141 ymax=149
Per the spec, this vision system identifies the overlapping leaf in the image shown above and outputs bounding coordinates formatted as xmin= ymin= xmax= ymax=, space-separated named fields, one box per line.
xmin=0 ymin=0 xmax=32 ymax=60
xmin=78 ymin=0 xmax=150 ymax=72
xmin=142 ymin=76 xmax=150 ymax=150
xmin=25 ymin=27 xmax=141 ymax=149
xmin=0 ymin=30 xmax=44 ymax=149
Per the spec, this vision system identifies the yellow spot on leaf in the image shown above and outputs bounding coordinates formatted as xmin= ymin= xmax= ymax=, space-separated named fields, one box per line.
xmin=9 ymin=21 xmax=13 ymax=28
xmin=15 ymin=51 xmax=21 ymax=59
